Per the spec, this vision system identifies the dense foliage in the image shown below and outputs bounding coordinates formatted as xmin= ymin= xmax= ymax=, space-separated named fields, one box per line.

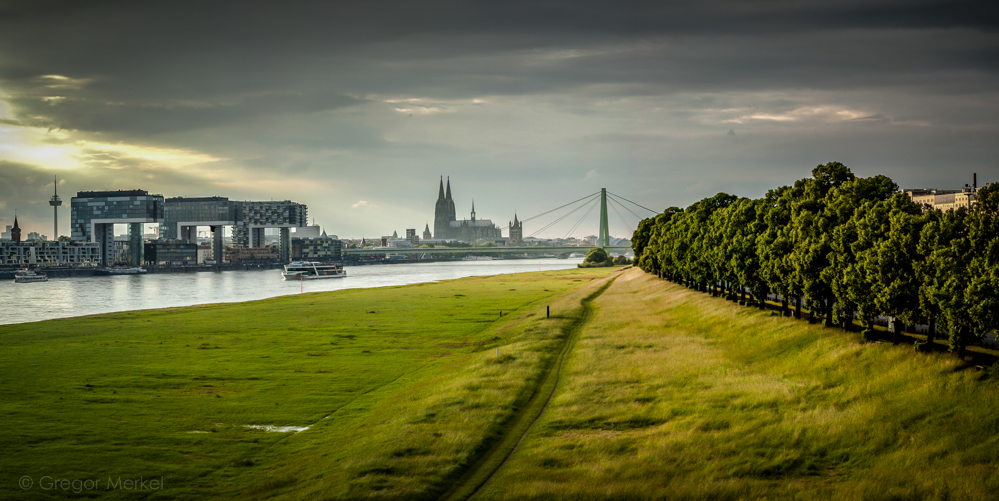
xmin=633 ymin=162 xmax=999 ymax=357
xmin=578 ymin=247 xmax=619 ymax=268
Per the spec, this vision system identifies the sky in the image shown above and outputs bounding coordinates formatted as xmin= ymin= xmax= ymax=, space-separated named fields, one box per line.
xmin=0 ymin=0 xmax=997 ymax=240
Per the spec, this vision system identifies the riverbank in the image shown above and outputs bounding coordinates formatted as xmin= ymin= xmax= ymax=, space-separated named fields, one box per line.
xmin=0 ymin=267 xmax=619 ymax=499
xmin=3 ymin=267 xmax=997 ymax=500
xmin=0 ymin=258 xmax=585 ymax=325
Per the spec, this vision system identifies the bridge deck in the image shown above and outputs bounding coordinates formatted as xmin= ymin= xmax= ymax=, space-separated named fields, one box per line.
xmin=344 ymin=245 xmax=631 ymax=256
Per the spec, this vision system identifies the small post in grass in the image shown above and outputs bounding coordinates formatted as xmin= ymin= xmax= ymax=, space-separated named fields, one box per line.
xmin=496 ymin=348 xmax=499 ymax=358
xmin=547 ymin=305 xmax=550 ymax=318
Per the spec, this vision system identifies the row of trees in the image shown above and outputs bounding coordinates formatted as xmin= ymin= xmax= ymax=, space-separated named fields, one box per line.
xmin=632 ymin=163 xmax=999 ymax=358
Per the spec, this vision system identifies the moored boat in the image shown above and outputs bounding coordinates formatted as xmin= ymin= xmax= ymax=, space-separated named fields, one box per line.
xmin=282 ymin=261 xmax=346 ymax=280
xmin=13 ymin=269 xmax=48 ymax=283
xmin=95 ymin=266 xmax=147 ymax=276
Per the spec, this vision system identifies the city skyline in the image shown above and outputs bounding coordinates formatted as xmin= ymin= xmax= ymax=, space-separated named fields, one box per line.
xmin=1 ymin=1 xmax=997 ymax=238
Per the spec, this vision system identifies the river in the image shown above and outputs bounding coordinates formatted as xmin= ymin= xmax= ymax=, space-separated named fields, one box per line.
xmin=0 ymin=258 xmax=584 ymax=325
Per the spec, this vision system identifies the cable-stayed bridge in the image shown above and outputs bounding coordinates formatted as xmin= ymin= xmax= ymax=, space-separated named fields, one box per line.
xmin=344 ymin=189 xmax=657 ymax=257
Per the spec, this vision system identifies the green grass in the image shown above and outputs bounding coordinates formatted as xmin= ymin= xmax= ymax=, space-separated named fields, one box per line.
xmin=478 ymin=269 xmax=999 ymax=500
xmin=6 ymin=266 xmax=999 ymax=500
xmin=0 ymin=267 xmax=617 ymax=499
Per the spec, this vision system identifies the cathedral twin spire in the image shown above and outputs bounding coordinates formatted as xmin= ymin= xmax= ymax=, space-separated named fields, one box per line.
xmin=437 ymin=176 xmax=454 ymax=202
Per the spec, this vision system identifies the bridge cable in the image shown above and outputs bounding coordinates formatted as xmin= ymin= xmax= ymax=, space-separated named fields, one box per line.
xmin=527 ymin=199 xmax=596 ymax=239
xmin=527 ymin=195 xmax=599 ymax=239
xmin=606 ymin=193 xmax=643 ymax=220
xmin=607 ymin=197 xmax=634 ymax=240
xmin=564 ymin=197 xmax=599 ymax=240
xmin=521 ymin=192 xmax=600 ymax=223
xmin=606 ymin=191 xmax=659 ymax=214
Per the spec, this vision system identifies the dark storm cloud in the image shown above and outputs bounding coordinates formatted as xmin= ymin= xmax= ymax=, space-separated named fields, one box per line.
xmin=0 ymin=0 xmax=997 ymax=237
xmin=5 ymin=91 xmax=361 ymax=135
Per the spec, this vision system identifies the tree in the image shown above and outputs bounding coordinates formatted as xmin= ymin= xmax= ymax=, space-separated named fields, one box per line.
xmin=578 ymin=247 xmax=614 ymax=268
xmin=856 ymin=194 xmax=925 ymax=343
xmin=920 ymin=208 xmax=976 ymax=357
xmin=758 ymin=186 xmax=800 ymax=312
xmin=828 ymin=175 xmax=901 ymax=332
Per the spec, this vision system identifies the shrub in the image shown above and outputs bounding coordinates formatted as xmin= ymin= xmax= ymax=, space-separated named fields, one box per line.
xmin=578 ymin=248 xmax=615 ymax=268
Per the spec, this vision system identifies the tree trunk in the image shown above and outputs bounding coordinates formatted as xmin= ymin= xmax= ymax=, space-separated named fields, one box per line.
xmin=955 ymin=327 xmax=967 ymax=359
xmin=824 ymin=299 xmax=834 ymax=327
xmin=927 ymin=317 xmax=936 ymax=347
xmin=781 ymin=296 xmax=788 ymax=316
xmin=794 ymin=297 xmax=802 ymax=319
xmin=889 ymin=317 xmax=900 ymax=344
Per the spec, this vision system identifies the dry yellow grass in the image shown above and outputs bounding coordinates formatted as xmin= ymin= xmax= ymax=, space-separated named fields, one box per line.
xmin=478 ymin=268 xmax=999 ymax=500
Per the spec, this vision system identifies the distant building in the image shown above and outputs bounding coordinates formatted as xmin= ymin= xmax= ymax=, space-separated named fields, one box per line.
xmin=422 ymin=224 xmax=432 ymax=240
xmin=0 ymin=240 xmax=100 ymax=267
xmin=197 ymin=245 xmax=212 ymax=264
xmin=71 ymin=189 xmax=164 ymax=266
xmin=162 ymin=196 xmax=308 ymax=262
xmin=432 ymin=178 xmax=502 ymax=241
xmin=293 ymin=225 xmax=322 ymax=239
xmin=27 ymin=232 xmax=47 ymax=241
xmin=292 ymin=233 xmax=342 ymax=261
xmin=11 ymin=216 xmax=21 ymax=243
xmin=904 ymin=173 xmax=985 ymax=211
xmin=225 ymin=246 xmax=281 ymax=263
xmin=509 ymin=213 xmax=523 ymax=244
xmin=144 ymin=240 xmax=198 ymax=266
xmin=406 ymin=228 xmax=418 ymax=245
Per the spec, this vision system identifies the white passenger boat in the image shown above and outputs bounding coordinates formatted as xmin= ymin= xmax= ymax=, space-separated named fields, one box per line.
xmin=13 ymin=269 xmax=48 ymax=283
xmin=282 ymin=261 xmax=346 ymax=280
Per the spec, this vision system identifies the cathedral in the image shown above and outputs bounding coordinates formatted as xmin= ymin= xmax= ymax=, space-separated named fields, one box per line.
xmin=433 ymin=177 xmax=502 ymax=242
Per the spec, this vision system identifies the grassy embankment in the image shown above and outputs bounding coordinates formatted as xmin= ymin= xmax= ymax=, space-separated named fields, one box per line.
xmin=478 ymin=268 xmax=999 ymax=500
xmin=0 ymin=267 xmax=617 ymax=500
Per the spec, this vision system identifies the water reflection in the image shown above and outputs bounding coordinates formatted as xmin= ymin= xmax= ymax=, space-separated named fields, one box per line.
xmin=0 ymin=259 xmax=584 ymax=325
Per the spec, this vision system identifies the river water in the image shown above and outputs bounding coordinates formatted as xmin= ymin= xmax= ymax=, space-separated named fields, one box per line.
xmin=0 ymin=258 xmax=584 ymax=326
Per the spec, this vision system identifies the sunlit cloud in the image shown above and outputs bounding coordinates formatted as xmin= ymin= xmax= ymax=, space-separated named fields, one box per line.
xmin=720 ymin=105 xmax=872 ymax=124
xmin=37 ymin=74 xmax=93 ymax=90
xmin=74 ymin=141 xmax=226 ymax=169
xmin=352 ymin=200 xmax=377 ymax=208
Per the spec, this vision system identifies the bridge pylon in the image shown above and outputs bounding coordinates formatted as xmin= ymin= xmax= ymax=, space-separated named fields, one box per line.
xmin=598 ymin=188 xmax=610 ymax=248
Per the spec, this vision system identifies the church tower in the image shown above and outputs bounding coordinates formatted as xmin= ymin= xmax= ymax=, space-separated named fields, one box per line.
xmin=509 ymin=212 xmax=522 ymax=244
xmin=445 ymin=177 xmax=456 ymax=222
xmin=11 ymin=214 xmax=21 ymax=243
xmin=435 ymin=176 xmax=458 ymax=239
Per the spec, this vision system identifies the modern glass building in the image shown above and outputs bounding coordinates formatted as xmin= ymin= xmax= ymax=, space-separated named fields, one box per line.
xmin=161 ymin=197 xmax=236 ymax=263
xmin=231 ymin=201 xmax=308 ymax=261
xmin=144 ymin=240 xmax=198 ymax=266
xmin=70 ymin=190 xmax=164 ymax=266
xmin=0 ymin=241 xmax=101 ymax=267
xmin=292 ymin=236 xmax=342 ymax=261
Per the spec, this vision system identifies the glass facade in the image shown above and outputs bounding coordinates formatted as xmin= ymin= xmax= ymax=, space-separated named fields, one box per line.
xmin=70 ymin=190 xmax=164 ymax=266
xmin=144 ymin=240 xmax=198 ymax=265
xmin=292 ymin=237 xmax=342 ymax=261
xmin=161 ymin=197 xmax=235 ymax=240
xmin=231 ymin=201 xmax=308 ymax=248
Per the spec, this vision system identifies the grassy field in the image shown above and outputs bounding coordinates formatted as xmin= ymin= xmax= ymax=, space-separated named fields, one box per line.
xmin=0 ymin=267 xmax=617 ymax=499
xmin=478 ymin=269 xmax=999 ymax=500
xmin=5 ymin=266 xmax=999 ymax=500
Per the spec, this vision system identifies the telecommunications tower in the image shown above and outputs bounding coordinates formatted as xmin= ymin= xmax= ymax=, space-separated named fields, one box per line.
xmin=49 ymin=175 xmax=62 ymax=240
